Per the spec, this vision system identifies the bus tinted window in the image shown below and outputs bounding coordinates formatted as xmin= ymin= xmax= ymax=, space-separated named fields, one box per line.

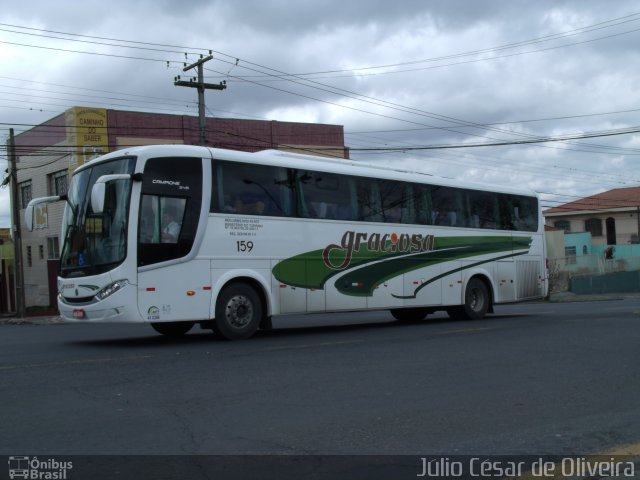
xmin=356 ymin=177 xmax=381 ymax=223
xmin=379 ymin=180 xmax=406 ymax=224
xmin=432 ymin=186 xmax=460 ymax=227
xmin=503 ymin=194 xmax=538 ymax=232
xmin=210 ymin=159 xmax=538 ymax=232
xmin=296 ymin=171 xmax=356 ymax=220
xmin=213 ymin=161 xmax=292 ymax=216
xmin=468 ymin=190 xmax=499 ymax=229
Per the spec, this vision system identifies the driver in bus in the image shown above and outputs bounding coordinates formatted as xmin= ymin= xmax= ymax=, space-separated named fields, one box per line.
xmin=161 ymin=210 xmax=180 ymax=243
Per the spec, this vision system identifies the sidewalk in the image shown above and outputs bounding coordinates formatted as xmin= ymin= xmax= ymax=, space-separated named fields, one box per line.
xmin=0 ymin=312 xmax=63 ymax=325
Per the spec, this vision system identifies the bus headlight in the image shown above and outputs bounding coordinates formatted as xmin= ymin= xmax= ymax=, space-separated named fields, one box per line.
xmin=95 ymin=280 xmax=129 ymax=301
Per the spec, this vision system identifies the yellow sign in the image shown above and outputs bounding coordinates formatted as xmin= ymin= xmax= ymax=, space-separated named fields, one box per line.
xmin=85 ymin=217 xmax=103 ymax=234
xmin=65 ymin=107 xmax=109 ymax=168
xmin=33 ymin=204 xmax=48 ymax=230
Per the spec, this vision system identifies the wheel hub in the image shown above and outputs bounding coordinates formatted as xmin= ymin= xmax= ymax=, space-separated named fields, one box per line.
xmin=225 ymin=295 xmax=253 ymax=329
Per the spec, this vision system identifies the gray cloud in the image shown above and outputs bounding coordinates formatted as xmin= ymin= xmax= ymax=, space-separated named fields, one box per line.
xmin=2 ymin=0 xmax=640 ymax=227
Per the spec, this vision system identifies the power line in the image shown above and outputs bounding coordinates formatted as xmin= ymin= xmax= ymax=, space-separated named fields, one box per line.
xmin=346 ymin=125 xmax=640 ymax=151
xmin=3 ymin=17 xmax=638 ymax=148
xmin=0 ymin=39 xmax=182 ymax=64
xmin=3 ymin=18 xmax=639 ymax=157
xmin=0 ymin=22 xmax=210 ymax=53
xmin=6 ymin=12 xmax=640 ymax=76
xmin=204 ymin=52 xmax=640 ymax=157
xmin=2 ymin=17 xmax=639 ymax=198
xmin=207 ymin=12 xmax=640 ymax=79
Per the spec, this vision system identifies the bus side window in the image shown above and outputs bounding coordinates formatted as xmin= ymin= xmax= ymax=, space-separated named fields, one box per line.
xmin=468 ymin=190 xmax=499 ymax=230
xmin=160 ymin=198 xmax=185 ymax=244
xmin=510 ymin=195 xmax=538 ymax=231
xmin=357 ymin=177 xmax=382 ymax=223
xmin=415 ymin=186 xmax=433 ymax=225
xmin=295 ymin=171 xmax=354 ymax=221
xmin=213 ymin=161 xmax=291 ymax=217
xmin=378 ymin=180 xmax=405 ymax=224
xmin=432 ymin=186 xmax=458 ymax=227
xmin=140 ymin=195 xmax=186 ymax=244
xmin=401 ymin=185 xmax=416 ymax=224
xmin=498 ymin=194 xmax=515 ymax=230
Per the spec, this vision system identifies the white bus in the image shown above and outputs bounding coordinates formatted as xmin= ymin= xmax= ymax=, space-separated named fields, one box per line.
xmin=26 ymin=145 xmax=547 ymax=340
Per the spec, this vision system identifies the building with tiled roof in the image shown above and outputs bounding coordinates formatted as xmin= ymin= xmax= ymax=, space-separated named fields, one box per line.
xmin=544 ymin=187 xmax=640 ymax=246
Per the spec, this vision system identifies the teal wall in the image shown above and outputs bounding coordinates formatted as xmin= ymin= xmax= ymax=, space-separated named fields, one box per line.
xmin=571 ymin=271 xmax=640 ymax=294
xmin=591 ymin=244 xmax=640 ymax=258
xmin=564 ymin=232 xmax=591 ymax=256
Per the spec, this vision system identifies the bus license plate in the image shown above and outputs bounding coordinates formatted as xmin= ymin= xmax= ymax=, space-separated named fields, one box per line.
xmin=72 ymin=309 xmax=85 ymax=319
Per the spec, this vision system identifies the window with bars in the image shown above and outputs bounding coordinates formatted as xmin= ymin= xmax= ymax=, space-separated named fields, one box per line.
xmin=554 ymin=220 xmax=571 ymax=232
xmin=565 ymin=246 xmax=577 ymax=265
xmin=585 ymin=218 xmax=603 ymax=237
xmin=48 ymin=170 xmax=68 ymax=196
xmin=19 ymin=180 xmax=32 ymax=209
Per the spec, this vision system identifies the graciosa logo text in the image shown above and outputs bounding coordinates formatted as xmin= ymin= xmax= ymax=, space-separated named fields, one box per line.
xmin=322 ymin=231 xmax=435 ymax=270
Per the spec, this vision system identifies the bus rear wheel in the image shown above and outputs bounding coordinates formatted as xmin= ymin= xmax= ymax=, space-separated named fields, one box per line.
xmin=151 ymin=321 xmax=194 ymax=337
xmin=214 ymin=283 xmax=262 ymax=340
xmin=390 ymin=308 xmax=429 ymax=322
xmin=459 ymin=278 xmax=490 ymax=320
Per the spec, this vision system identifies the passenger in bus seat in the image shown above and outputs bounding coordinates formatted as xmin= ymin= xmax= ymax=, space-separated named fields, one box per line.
xmin=236 ymin=193 xmax=265 ymax=215
xmin=316 ymin=202 xmax=328 ymax=218
xmin=223 ymin=195 xmax=237 ymax=213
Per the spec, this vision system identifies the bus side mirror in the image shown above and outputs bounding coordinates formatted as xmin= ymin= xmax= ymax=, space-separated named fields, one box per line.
xmin=91 ymin=182 xmax=106 ymax=214
xmin=91 ymin=174 xmax=136 ymax=214
xmin=24 ymin=196 xmax=61 ymax=232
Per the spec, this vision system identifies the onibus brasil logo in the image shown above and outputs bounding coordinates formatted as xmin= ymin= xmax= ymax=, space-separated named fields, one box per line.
xmin=8 ymin=456 xmax=73 ymax=479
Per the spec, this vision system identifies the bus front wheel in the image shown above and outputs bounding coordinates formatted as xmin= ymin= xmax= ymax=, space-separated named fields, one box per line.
xmin=214 ymin=283 xmax=262 ymax=340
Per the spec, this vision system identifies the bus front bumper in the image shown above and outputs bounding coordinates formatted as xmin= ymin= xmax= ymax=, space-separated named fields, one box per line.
xmin=57 ymin=281 xmax=140 ymax=323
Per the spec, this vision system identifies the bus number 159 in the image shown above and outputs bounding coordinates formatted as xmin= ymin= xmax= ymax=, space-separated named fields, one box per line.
xmin=236 ymin=241 xmax=254 ymax=252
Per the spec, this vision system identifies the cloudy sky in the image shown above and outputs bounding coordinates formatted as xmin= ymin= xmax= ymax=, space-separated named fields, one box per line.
xmin=1 ymin=0 xmax=640 ymax=227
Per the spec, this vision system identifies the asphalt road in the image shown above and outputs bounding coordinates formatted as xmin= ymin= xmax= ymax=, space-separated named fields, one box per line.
xmin=1 ymin=300 xmax=639 ymax=464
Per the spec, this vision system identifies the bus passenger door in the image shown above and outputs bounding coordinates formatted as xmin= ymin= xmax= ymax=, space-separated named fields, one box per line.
xmin=136 ymin=155 xmax=211 ymax=322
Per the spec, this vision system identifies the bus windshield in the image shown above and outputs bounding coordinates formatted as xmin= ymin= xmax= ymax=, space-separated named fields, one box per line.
xmin=59 ymin=157 xmax=136 ymax=278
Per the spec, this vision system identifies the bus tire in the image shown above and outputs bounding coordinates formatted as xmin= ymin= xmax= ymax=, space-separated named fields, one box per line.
xmin=214 ymin=283 xmax=262 ymax=340
xmin=390 ymin=308 xmax=429 ymax=322
xmin=151 ymin=321 xmax=194 ymax=337
xmin=461 ymin=278 xmax=490 ymax=320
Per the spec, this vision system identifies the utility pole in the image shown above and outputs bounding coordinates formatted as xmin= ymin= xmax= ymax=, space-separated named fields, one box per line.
xmin=7 ymin=128 xmax=25 ymax=318
xmin=174 ymin=54 xmax=227 ymax=146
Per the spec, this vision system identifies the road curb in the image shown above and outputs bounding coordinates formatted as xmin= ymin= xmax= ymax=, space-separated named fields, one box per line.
xmin=0 ymin=315 xmax=63 ymax=325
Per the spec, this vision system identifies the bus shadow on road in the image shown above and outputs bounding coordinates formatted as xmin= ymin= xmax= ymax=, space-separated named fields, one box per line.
xmin=64 ymin=312 xmax=534 ymax=349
